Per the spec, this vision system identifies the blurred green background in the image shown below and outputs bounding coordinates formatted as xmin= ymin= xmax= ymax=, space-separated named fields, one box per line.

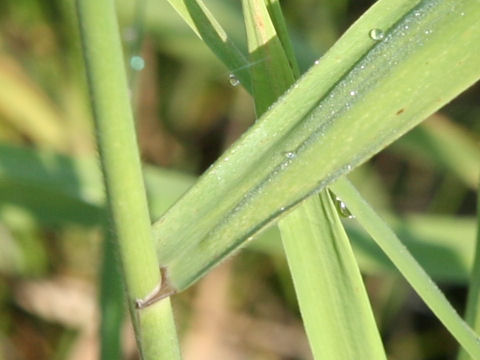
xmin=0 ymin=0 xmax=479 ymax=359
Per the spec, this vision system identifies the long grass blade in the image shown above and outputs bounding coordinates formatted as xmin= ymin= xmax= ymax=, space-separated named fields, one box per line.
xmin=163 ymin=0 xmax=252 ymax=91
xmin=331 ymin=177 xmax=480 ymax=358
xmin=279 ymin=193 xmax=386 ymax=359
xmin=242 ymin=0 xmax=385 ymax=357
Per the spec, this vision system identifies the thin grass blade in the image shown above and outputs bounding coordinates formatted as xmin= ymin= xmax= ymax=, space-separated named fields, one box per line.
xmin=331 ymin=177 xmax=480 ymax=358
xmin=163 ymin=0 xmax=252 ymax=91
xmin=279 ymin=193 xmax=386 ymax=359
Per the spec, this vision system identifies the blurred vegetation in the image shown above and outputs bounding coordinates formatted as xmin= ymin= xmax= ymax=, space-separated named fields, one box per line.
xmin=0 ymin=0 xmax=479 ymax=359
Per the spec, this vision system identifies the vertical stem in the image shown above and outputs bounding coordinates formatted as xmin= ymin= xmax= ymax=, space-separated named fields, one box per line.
xmin=75 ymin=0 xmax=181 ymax=358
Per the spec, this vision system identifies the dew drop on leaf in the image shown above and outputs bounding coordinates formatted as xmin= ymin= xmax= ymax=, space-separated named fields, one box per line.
xmin=369 ymin=28 xmax=384 ymax=41
xmin=229 ymin=73 xmax=240 ymax=87
xmin=335 ymin=196 xmax=355 ymax=219
xmin=284 ymin=151 xmax=296 ymax=159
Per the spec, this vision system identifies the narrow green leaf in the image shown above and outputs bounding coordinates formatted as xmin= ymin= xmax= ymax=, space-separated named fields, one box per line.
xmin=458 ymin=183 xmax=480 ymax=360
xmin=153 ymin=0 xmax=480 ymax=292
xmin=331 ymin=178 xmax=480 ymax=358
xmin=279 ymin=193 xmax=386 ymax=359
xmin=264 ymin=0 xmax=300 ymax=78
xmin=251 ymin=214 xmax=478 ymax=284
xmin=163 ymin=0 xmax=252 ymax=91
xmin=243 ymin=1 xmax=385 ymax=357
xmin=242 ymin=0 xmax=294 ymax=114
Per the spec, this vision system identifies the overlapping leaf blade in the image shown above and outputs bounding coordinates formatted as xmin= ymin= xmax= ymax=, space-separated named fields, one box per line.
xmin=153 ymin=0 xmax=480 ymax=291
xmin=242 ymin=0 xmax=386 ymax=357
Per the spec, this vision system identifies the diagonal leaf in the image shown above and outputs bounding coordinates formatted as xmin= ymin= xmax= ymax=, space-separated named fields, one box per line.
xmin=152 ymin=0 xmax=480 ymax=292
xmin=331 ymin=177 xmax=480 ymax=358
xmin=2 ymin=142 xmax=476 ymax=284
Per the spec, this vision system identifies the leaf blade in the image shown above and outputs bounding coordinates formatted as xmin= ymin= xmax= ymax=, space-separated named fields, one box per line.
xmin=153 ymin=0 xmax=480 ymax=291
xmin=331 ymin=178 xmax=480 ymax=358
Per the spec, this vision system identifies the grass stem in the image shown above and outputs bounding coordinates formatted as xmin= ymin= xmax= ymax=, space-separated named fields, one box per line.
xmin=75 ymin=0 xmax=181 ymax=358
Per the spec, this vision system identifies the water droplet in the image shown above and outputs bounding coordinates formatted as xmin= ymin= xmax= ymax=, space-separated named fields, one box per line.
xmin=335 ymin=196 xmax=355 ymax=219
xmin=284 ymin=151 xmax=296 ymax=159
xmin=314 ymin=59 xmax=320 ymax=65
xmin=229 ymin=73 xmax=240 ymax=87
xmin=424 ymin=29 xmax=432 ymax=35
xmin=460 ymin=12 xmax=465 ymax=16
xmin=130 ymin=55 xmax=145 ymax=71
xmin=369 ymin=28 xmax=384 ymax=41
xmin=349 ymin=90 xmax=357 ymax=96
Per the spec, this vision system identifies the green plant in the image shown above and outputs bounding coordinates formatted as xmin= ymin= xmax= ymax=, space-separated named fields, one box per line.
xmin=1 ymin=0 xmax=479 ymax=358
xmin=75 ymin=0 xmax=480 ymax=358
xmin=75 ymin=0 xmax=181 ymax=358
xmin=149 ymin=0 xmax=480 ymax=358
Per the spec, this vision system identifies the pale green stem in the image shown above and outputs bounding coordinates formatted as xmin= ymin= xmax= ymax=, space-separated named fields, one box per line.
xmin=75 ymin=0 xmax=181 ymax=358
